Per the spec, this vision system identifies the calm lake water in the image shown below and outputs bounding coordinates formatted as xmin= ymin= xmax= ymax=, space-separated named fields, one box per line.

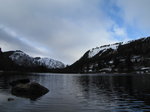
xmin=0 ymin=72 xmax=150 ymax=112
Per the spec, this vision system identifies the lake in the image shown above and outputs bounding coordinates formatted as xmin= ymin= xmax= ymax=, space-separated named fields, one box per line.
xmin=0 ymin=72 xmax=150 ymax=112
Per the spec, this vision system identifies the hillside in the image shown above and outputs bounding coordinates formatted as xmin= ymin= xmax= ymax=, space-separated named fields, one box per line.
xmin=0 ymin=49 xmax=65 ymax=72
xmin=65 ymin=37 xmax=150 ymax=73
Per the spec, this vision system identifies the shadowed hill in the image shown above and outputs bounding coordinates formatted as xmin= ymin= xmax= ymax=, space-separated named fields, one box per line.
xmin=64 ymin=37 xmax=150 ymax=73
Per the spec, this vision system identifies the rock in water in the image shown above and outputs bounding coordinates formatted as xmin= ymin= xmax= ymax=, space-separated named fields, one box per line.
xmin=10 ymin=80 xmax=49 ymax=100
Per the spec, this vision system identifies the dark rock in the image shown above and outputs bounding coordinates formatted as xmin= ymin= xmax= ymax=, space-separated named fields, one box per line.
xmin=8 ymin=98 xmax=14 ymax=101
xmin=9 ymin=79 xmax=30 ymax=87
xmin=11 ymin=82 xmax=49 ymax=100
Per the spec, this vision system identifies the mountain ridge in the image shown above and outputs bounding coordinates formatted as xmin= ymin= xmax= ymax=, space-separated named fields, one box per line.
xmin=9 ymin=50 xmax=65 ymax=69
xmin=0 ymin=49 xmax=65 ymax=72
xmin=1 ymin=36 xmax=150 ymax=74
xmin=64 ymin=36 xmax=150 ymax=74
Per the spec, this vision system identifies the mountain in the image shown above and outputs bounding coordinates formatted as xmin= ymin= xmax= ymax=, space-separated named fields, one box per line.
xmin=9 ymin=50 xmax=65 ymax=69
xmin=1 ymin=36 xmax=150 ymax=74
xmin=0 ymin=49 xmax=65 ymax=72
xmin=65 ymin=36 xmax=150 ymax=74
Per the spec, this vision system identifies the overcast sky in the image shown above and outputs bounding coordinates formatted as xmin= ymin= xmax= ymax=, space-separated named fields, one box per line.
xmin=0 ymin=0 xmax=150 ymax=64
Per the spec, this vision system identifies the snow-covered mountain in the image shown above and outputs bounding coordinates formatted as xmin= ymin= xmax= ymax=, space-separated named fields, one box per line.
xmin=88 ymin=43 xmax=119 ymax=58
xmin=35 ymin=57 xmax=65 ymax=69
xmin=88 ymin=40 xmax=133 ymax=58
xmin=9 ymin=50 xmax=65 ymax=69
xmin=67 ymin=36 xmax=150 ymax=73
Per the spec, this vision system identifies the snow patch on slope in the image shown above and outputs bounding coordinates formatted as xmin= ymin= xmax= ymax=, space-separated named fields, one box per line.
xmin=36 ymin=58 xmax=65 ymax=69
xmin=88 ymin=43 xmax=119 ymax=58
xmin=88 ymin=38 xmax=142 ymax=58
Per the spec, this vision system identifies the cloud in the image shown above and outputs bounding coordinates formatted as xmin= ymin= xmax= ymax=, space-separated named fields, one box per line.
xmin=116 ymin=0 xmax=150 ymax=32
xmin=0 ymin=0 xmax=133 ymax=64
xmin=0 ymin=24 xmax=51 ymax=57
xmin=110 ymin=25 xmax=129 ymax=41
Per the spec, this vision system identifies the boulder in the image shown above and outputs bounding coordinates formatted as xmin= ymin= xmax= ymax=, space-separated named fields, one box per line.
xmin=10 ymin=79 xmax=49 ymax=100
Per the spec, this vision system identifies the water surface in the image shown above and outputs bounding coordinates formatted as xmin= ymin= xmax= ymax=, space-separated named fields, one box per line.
xmin=0 ymin=72 xmax=150 ymax=112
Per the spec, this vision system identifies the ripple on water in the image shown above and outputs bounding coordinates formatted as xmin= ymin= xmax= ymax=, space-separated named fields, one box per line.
xmin=0 ymin=73 xmax=150 ymax=112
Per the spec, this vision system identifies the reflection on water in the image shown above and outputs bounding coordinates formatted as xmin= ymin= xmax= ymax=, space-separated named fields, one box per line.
xmin=0 ymin=72 xmax=150 ymax=112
